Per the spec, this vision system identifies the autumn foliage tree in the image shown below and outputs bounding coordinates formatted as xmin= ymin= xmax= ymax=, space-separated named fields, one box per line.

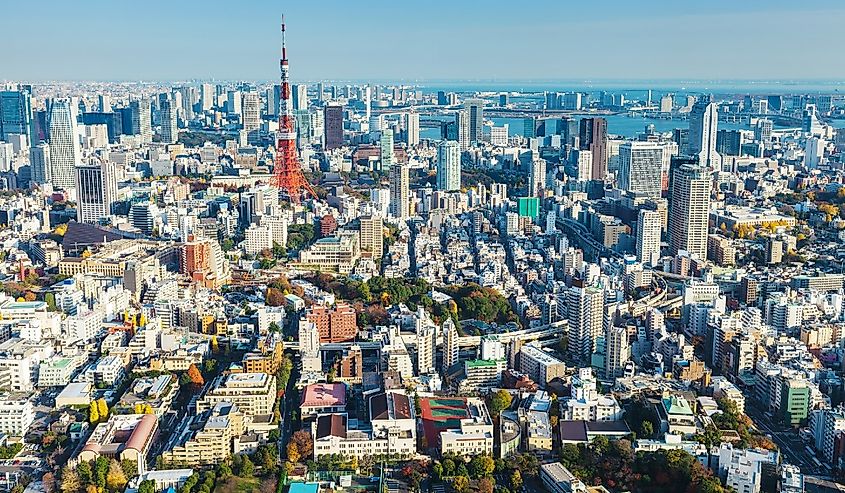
xmin=187 ymin=364 xmax=205 ymax=386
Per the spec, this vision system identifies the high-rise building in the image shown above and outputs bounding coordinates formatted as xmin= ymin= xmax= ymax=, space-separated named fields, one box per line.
xmin=688 ymin=99 xmax=721 ymax=171
xmin=379 ymin=131 xmax=394 ymax=172
xmin=579 ymin=117 xmax=608 ymax=180
xmin=159 ymin=97 xmax=178 ymax=144
xmin=200 ymin=83 xmax=214 ymax=111
xmin=324 ymin=105 xmax=343 ymax=150
xmin=129 ymin=99 xmax=152 ymax=143
xmin=605 ymin=326 xmax=630 ymax=379
xmin=442 ymin=319 xmax=460 ymax=373
xmin=668 ymin=163 xmax=711 ymax=259
xmin=242 ymin=92 xmax=261 ymax=142
xmin=29 ymin=143 xmax=50 ymax=184
xmin=715 ymin=129 xmax=742 ymax=157
xmin=226 ymin=90 xmax=242 ymax=116
xmin=46 ymin=98 xmax=80 ymax=189
xmin=618 ymin=141 xmax=663 ymax=198
xmin=528 ymin=158 xmax=546 ymax=197
xmin=436 ymin=141 xmax=461 ymax=192
xmin=566 ymin=284 xmax=604 ymax=363
xmin=389 ymin=163 xmax=409 ymax=220
xmin=754 ymin=119 xmax=773 ymax=143
xmin=405 ymin=112 xmax=419 ymax=147
xmin=75 ymin=161 xmax=118 ymax=224
xmin=359 ymin=215 xmax=384 ymax=259
xmin=464 ymin=99 xmax=484 ymax=144
xmin=456 ymin=111 xmax=469 ymax=150
xmin=0 ymin=88 xmax=33 ymax=145
xmin=292 ymin=84 xmax=308 ymax=111
xmin=636 ymin=209 xmax=662 ymax=266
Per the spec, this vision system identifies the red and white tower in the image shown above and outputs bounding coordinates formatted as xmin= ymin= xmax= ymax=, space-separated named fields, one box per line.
xmin=272 ymin=15 xmax=316 ymax=202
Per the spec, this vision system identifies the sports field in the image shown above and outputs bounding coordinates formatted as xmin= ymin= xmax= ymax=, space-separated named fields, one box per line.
xmin=419 ymin=397 xmax=471 ymax=449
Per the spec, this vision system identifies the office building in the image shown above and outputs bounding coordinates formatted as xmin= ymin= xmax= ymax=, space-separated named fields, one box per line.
xmin=324 ymin=105 xmax=343 ymax=150
xmin=242 ymin=92 xmax=261 ymax=141
xmin=668 ymin=163 xmax=710 ymax=259
xmin=456 ymin=111 xmax=469 ymax=150
xmin=689 ymin=99 xmax=721 ymax=170
xmin=436 ymin=140 xmax=461 ymax=191
xmin=75 ymin=161 xmax=118 ymax=224
xmin=159 ymin=97 xmax=177 ymax=144
xmin=579 ymin=118 xmax=608 ymax=181
xmin=129 ymin=99 xmax=152 ymax=143
xmin=200 ymin=83 xmax=214 ymax=111
xmin=464 ymin=99 xmax=484 ymax=144
xmin=0 ymin=88 xmax=33 ymax=145
xmin=716 ymin=129 xmax=742 ymax=156
xmin=292 ymin=84 xmax=308 ymax=111
xmin=636 ymin=209 xmax=662 ymax=266
xmin=298 ymin=233 xmax=361 ymax=274
xmin=46 ymin=98 xmax=81 ymax=189
xmin=618 ymin=141 xmax=663 ymax=198
xmin=389 ymin=163 xmax=409 ymax=219
xmin=29 ymin=143 xmax=50 ymax=184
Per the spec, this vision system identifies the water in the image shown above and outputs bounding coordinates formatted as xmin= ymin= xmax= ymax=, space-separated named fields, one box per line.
xmin=419 ymin=114 xmax=750 ymax=140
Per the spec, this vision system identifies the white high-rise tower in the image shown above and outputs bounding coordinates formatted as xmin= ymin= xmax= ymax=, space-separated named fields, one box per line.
xmin=689 ymin=98 xmax=721 ymax=171
xmin=46 ymin=98 xmax=80 ymax=189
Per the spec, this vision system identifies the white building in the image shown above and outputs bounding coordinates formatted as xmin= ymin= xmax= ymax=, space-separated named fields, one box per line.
xmin=0 ymin=394 xmax=35 ymax=437
xmin=564 ymin=368 xmax=623 ymax=421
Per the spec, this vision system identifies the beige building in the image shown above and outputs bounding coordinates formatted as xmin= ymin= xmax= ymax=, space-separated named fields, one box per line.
xmin=196 ymin=372 xmax=276 ymax=417
xmin=161 ymin=402 xmax=245 ymax=467
xmin=298 ymin=232 xmax=360 ymax=273
xmin=77 ymin=414 xmax=159 ymax=474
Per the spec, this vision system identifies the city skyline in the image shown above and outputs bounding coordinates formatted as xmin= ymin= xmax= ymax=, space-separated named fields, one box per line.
xmin=4 ymin=0 xmax=845 ymax=82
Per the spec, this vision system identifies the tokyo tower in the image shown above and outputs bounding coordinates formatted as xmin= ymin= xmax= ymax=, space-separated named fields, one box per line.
xmin=271 ymin=16 xmax=316 ymax=202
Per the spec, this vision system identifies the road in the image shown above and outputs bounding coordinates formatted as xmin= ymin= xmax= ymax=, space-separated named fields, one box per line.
xmin=744 ymin=402 xmax=826 ymax=475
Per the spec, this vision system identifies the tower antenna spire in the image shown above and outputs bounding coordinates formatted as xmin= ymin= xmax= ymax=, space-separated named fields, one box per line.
xmin=271 ymin=14 xmax=316 ymax=202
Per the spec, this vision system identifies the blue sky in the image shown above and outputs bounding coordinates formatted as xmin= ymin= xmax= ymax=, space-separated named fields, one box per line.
xmin=4 ymin=0 xmax=845 ymax=82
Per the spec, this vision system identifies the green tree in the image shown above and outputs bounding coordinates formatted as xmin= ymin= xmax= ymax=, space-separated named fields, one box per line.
xmin=45 ymin=292 xmax=57 ymax=311
xmin=469 ymin=456 xmax=495 ymax=479
xmin=509 ymin=470 xmax=522 ymax=491
xmin=76 ymin=462 xmax=92 ymax=484
xmin=94 ymin=456 xmax=109 ymax=489
xmin=452 ymin=476 xmax=469 ymax=493
xmin=138 ymin=480 xmax=156 ymax=493
xmin=240 ymin=456 xmax=255 ymax=477
xmin=640 ymin=420 xmax=654 ymax=438
xmin=60 ymin=467 xmax=80 ymax=493
xmin=489 ymin=389 xmax=513 ymax=416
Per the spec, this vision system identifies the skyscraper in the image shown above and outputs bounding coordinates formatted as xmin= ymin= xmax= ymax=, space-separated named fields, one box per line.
xmin=129 ymin=99 xmax=152 ymax=144
xmin=292 ymin=84 xmax=308 ymax=111
xmin=379 ymin=131 xmax=394 ymax=171
xmin=688 ymin=98 xmax=721 ymax=171
xmin=159 ymin=97 xmax=177 ymax=144
xmin=618 ymin=141 xmax=664 ymax=198
xmin=636 ymin=209 xmax=662 ymax=266
xmin=75 ymin=161 xmax=118 ymax=224
xmin=46 ymin=98 xmax=80 ymax=189
xmin=324 ymin=105 xmax=343 ymax=150
xmin=436 ymin=140 xmax=461 ymax=191
xmin=566 ymin=284 xmax=604 ymax=363
xmin=0 ymin=88 xmax=33 ymax=145
xmin=464 ymin=98 xmax=484 ymax=144
xmin=389 ymin=163 xmax=409 ymax=220
xmin=528 ymin=158 xmax=546 ymax=197
xmin=242 ymin=92 xmax=261 ymax=142
xmin=456 ymin=111 xmax=469 ymax=150
xmin=29 ymin=143 xmax=50 ymax=185
xmin=200 ymin=83 xmax=214 ymax=111
xmin=668 ymin=163 xmax=711 ymax=259
xmin=579 ymin=117 xmax=608 ymax=181
xmin=405 ymin=112 xmax=419 ymax=147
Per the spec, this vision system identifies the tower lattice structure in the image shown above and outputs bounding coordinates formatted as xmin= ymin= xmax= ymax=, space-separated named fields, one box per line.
xmin=271 ymin=16 xmax=316 ymax=202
